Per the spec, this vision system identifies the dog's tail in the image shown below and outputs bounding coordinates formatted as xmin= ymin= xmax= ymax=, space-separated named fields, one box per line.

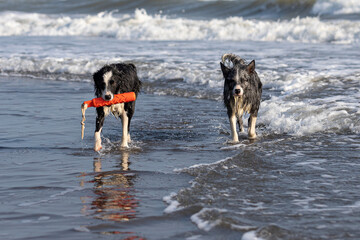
xmin=221 ymin=53 xmax=245 ymax=68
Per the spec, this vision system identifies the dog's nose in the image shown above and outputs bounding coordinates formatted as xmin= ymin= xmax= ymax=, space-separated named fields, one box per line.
xmin=104 ymin=94 xmax=112 ymax=100
xmin=234 ymin=89 xmax=241 ymax=95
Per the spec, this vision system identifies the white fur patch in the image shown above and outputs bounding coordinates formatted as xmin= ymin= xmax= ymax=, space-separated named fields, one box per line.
xmin=248 ymin=116 xmax=257 ymax=139
xmin=230 ymin=115 xmax=239 ymax=142
xmin=102 ymin=71 xmax=114 ymax=100
xmin=235 ymin=97 xmax=252 ymax=115
xmin=94 ymin=128 xmax=102 ymax=151
xmin=103 ymin=71 xmax=113 ymax=84
xmin=110 ymin=103 xmax=124 ymax=118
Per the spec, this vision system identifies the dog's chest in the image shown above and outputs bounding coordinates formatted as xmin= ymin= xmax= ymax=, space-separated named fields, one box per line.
xmin=234 ymin=97 xmax=252 ymax=115
xmin=104 ymin=103 xmax=125 ymax=118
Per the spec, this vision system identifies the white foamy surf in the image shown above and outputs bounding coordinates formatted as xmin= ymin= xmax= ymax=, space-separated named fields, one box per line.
xmin=190 ymin=208 xmax=228 ymax=232
xmin=1 ymin=9 xmax=360 ymax=44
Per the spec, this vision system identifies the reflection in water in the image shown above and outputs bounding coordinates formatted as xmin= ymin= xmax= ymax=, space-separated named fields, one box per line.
xmin=80 ymin=152 xmax=144 ymax=239
xmin=91 ymin=152 xmax=137 ymax=222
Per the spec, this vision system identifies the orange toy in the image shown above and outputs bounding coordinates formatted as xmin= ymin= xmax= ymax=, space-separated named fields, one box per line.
xmin=81 ymin=92 xmax=136 ymax=139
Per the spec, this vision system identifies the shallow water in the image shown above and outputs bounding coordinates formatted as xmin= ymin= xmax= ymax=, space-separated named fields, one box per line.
xmin=1 ymin=1 xmax=360 ymax=239
xmin=0 ymin=77 xmax=214 ymax=239
xmin=1 ymin=74 xmax=359 ymax=239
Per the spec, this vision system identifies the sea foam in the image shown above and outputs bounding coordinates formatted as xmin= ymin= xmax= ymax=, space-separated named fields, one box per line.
xmin=190 ymin=208 xmax=227 ymax=232
xmin=259 ymin=95 xmax=359 ymax=136
xmin=241 ymin=231 xmax=265 ymax=240
xmin=1 ymin=9 xmax=360 ymax=44
xmin=163 ymin=192 xmax=183 ymax=213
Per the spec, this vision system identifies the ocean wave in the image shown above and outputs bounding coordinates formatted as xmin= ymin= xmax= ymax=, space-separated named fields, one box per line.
xmin=0 ymin=56 xmax=222 ymax=90
xmin=0 ymin=56 xmax=107 ymax=80
xmin=1 ymin=10 xmax=360 ymax=44
xmin=1 ymin=0 xmax=359 ymax=20
xmin=259 ymin=95 xmax=360 ymax=136
xmin=312 ymin=0 xmax=360 ymax=16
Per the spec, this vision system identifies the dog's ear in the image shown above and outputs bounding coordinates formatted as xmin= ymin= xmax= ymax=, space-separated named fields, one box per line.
xmin=246 ymin=60 xmax=255 ymax=74
xmin=93 ymin=70 xmax=103 ymax=97
xmin=220 ymin=62 xmax=230 ymax=78
xmin=128 ymin=63 xmax=137 ymax=70
xmin=93 ymin=70 xmax=101 ymax=82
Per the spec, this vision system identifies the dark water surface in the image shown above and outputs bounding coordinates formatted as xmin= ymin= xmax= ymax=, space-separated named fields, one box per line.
xmin=0 ymin=76 xmax=228 ymax=239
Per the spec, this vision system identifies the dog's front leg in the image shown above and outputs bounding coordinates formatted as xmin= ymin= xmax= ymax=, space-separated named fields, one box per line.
xmin=248 ymin=115 xmax=257 ymax=139
xmin=227 ymin=104 xmax=239 ymax=143
xmin=94 ymin=107 xmax=105 ymax=151
xmin=120 ymin=112 xmax=129 ymax=148
xmin=229 ymin=115 xmax=239 ymax=142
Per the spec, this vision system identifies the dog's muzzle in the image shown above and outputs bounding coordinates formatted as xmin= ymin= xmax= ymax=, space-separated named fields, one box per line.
xmin=104 ymin=94 xmax=112 ymax=101
xmin=103 ymin=91 xmax=114 ymax=101
xmin=233 ymin=86 xmax=243 ymax=96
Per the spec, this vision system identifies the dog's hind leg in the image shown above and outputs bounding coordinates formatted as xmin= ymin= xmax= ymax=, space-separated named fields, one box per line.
xmin=248 ymin=115 xmax=257 ymax=139
xmin=237 ymin=111 xmax=244 ymax=133
xmin=238 ymin=118 xmax=244 ymax=133
xmin=124 ymin=102 xmax=135 ymax=144
xmin=127 ymin=117 xmax=132 ymax=143
xmin=94 ymin=107 xmax=105 ymax=151
xmin=126 ymin=112 xmax=134 ymax=144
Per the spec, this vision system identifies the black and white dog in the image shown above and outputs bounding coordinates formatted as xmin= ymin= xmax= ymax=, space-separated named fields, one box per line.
xmin=93 ymin=63 xmax=141 ymax=151
xmin=220 ymin=54 xmax=262 ymax=141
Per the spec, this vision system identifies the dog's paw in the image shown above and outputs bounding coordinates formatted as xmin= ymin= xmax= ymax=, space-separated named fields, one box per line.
xmin=227 ymin=139 xmax=239 ymax=144
xmin=120 ymin=141 xmax=129 ymax=148
xmin=94 ymin=144 xmax=102 ymax=152
xmin=248 ymin=133 xmax=257 ymax=140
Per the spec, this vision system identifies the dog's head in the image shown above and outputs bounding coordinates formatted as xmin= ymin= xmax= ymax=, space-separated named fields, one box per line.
xmin=93 ymin=63 xmax=140 ymax=101
xmin=93 ymin=65 xmax=120 ymax=101
xmin=220 ymin=54 xmax=256 ymax=98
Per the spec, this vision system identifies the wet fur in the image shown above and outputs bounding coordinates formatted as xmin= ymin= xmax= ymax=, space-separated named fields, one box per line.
xmin=93 ymin=63 xmax=141 ymax=151
xmin=220 ymin=54 xmax=262 ymax=141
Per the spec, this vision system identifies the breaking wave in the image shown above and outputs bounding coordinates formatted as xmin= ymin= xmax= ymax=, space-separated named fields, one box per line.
xmin=1 ymin=9 xmax=360 ymax=44
xmin=1 ymin=0 xmax=360 ymax=19
xmin=312 ymin=0 xmax=360 ymax=16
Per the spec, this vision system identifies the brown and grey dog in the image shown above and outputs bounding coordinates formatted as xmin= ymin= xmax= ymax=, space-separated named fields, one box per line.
xmin=220 ymin=54 xmax=262 ymax=142
xmin=93 ymin=63 xmax=141 ymax=151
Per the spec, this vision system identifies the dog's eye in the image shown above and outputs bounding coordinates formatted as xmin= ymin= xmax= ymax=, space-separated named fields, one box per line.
xmin=109 ymin=80 xmax=115 ymax=85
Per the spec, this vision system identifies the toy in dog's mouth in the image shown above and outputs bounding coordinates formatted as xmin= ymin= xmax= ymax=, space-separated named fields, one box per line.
xmin=80 ymin=92 xmax=136 ymax=140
